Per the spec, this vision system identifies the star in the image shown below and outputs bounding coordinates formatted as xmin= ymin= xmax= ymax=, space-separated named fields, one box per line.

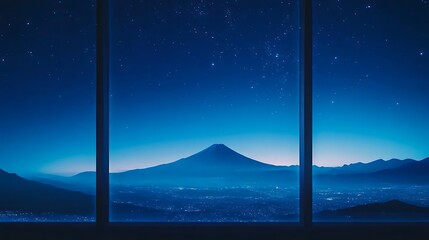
xmin=419 ymin=52 xmax=424 ymax=56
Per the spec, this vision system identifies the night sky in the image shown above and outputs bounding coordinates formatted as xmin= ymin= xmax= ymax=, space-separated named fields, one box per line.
xmin=313 ymin=0 xmax=429 ymax=166
xmin=109 ymin=0 xmax=300 ymax=172
xmin=0 ymin=0 xmax=96 ymax=175
xmin=0 ymin=0 xmax=428 ymax=175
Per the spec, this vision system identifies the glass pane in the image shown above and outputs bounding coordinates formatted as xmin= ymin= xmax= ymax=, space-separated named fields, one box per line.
xmin=110 ymin=0 xmax=300 ymax=222
xmin=313 ymin=0 xmax=429 ymax=221
xmin=0 ymin=0 xmax=96 ymax=222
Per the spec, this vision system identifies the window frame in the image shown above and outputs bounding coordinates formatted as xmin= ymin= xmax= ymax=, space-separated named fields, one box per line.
xmin=1 ymin=1 xmax=429 ymax=237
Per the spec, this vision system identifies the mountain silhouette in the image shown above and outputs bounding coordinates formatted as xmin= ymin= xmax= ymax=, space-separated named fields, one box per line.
xmin=0 ymin=169 xmax=144 ymax=218
xmin=364 ymin=157 xmax=429 ymax=184
xmin=0 ymin=169 xmax=94 ymax=215
xmin=324 ymin=158 xmax=417 ymax=175
xmin=44 ymin=145 xmax=429 ymax=188
xmin=109 ymin=144 xmax=295 ymax=187
xmin=316 ymin=200 xmax=429 ymax=220
xmin=165 ymin=144 xmax=276 ymax=170
xmin=118 ymin=144 xmax=279 ymax=175
xmin=314 ymin=157 xmax=429 ymax=186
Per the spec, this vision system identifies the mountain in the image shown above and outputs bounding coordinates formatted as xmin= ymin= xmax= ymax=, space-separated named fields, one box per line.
xmin=116 ymin=144 xmax=280 ymax=176
xmin=0 ymin=169 xmax=94 ymax=215
xmin=54 ymin=144 xmax=428 ymax=187
xmin=110 ymin=144 xmax=296 ymax=187
xmin=316 ymin=200 xmax=429 ymax=221
xmin=158 ymin=144 xmax=277 ymax=171
xmin=0 ymin=169 xmax=144 ymax=219
xmin=365 ymin=157 xmax=429 ymax=184
xmin=65 ymin=144 xmax=297 ymax=187
xmin=323 ymin=158 xmax=417 ymax=175
xmin=314 ymin=157 xmax=429 ymax=186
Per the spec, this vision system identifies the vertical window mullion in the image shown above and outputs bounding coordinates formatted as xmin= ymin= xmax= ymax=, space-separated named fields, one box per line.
xmin=96 ymin=0 xmax=110 ymax=226
xmin=299 ymin=0 xmax=313 ymax=226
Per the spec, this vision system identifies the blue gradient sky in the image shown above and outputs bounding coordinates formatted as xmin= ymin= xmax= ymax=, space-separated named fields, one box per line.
xmin=109 ymin=0 xmax=300 ymax=172
xmin=313 ymin=0 xmax=429 ymax=165
xmin=0 ymin=0 xmax=428 ymax=175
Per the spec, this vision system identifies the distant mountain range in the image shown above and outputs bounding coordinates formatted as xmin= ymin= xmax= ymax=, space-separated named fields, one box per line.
xmin=314 ymin=157 xmax=429 ymax=186
xmin=316 ymin=200 xmax=429 ymax=221
xmin=0 ymin=169 xmax=141 ymax=217
xmin=2 ymin=167 xmax=428 ymax=220
xmin=1 ymin=144 xmax=429 ymax=219
xmin=22 ymin=144 xmax=429 ymax=188
xmin=315 ymin=158 xmax=417 ymax=175
xmin=0 ymin=169 xmax=94 ymax=215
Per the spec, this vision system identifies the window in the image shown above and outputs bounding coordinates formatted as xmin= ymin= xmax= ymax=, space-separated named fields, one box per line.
xmin=0 ymin=0 xmax=96 ymax=222
xmin=313 ymin=0 xmax=429 ymax=221
xmin=110 ymin=0 xmax=300 ymax=222
xmin=1 ymin=0 xmax=428 ymax=228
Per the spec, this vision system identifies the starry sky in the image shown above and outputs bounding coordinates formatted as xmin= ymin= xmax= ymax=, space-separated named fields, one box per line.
xmin=0 ymin=0 xmax=428 ymax=175
xmin=0 ymin=0 xmax=96 ymax=175
xmin=313 ymin=0 xmax=429 ymax=166
xmin=109 ymin=0 xmax=300 ymax=172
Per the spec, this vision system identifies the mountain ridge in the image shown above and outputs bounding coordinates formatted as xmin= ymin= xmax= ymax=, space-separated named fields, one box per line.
xmin=0 ymin=168 xmax=94 ymax=214
xmin=31 ymin=144 xmax=429 ymax=187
